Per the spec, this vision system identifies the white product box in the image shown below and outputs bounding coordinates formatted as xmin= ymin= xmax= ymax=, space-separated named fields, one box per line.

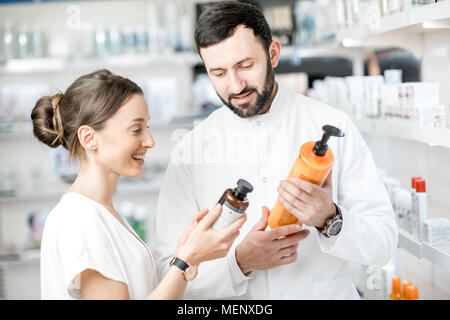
xmin=422 ymin=218 xmax=450 ymax=245
xmin=363 ymin=76 xmax=384 ymax=119
xmin=384 ymin=69 xmax=402 ymax=84
xmin=412 ymin=105 xmax=446 ymax=128
xmin=380 ymin=84 xmax=400 ymax=119
xmin=403 ymin=82 xmax=440 ymax=108
xmin=345 ymin=76 xmax=365 ymax=118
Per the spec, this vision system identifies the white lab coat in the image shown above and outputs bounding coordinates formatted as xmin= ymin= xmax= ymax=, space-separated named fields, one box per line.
xmin=153 ymin=85 xmax=398 ymax=299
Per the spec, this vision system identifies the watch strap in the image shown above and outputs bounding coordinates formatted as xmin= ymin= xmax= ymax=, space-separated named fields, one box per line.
xmin=170 ymin=257 xmax=189 ymax=272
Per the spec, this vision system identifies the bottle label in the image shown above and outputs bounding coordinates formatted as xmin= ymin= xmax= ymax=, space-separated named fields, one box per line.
xmin=211 ymin=201 xmax=244 ymax=230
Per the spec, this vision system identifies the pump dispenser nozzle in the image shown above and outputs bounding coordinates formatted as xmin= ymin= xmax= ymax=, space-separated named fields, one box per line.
xmin=313 ymin=125 xmax=345 ymax=156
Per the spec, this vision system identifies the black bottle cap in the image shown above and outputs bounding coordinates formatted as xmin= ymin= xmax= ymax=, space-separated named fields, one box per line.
xmin=235 ymin=179 xmax=254 ymax=197
xmin=313 ymin=125 xmax=345 ymax=156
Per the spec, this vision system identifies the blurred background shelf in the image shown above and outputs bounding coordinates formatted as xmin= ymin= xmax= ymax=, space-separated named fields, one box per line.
xmin=352 ymin=118 xmax=450 ymax=148
xmin=398 ymin=230 xmax=450 ymax=272
xmin=0 ymin=178 xmax=164 ymax=204
xmin=0 ymin=52 xmax=204 ymax=75
xmin=306 ymin=1 xmax=450 ymax=52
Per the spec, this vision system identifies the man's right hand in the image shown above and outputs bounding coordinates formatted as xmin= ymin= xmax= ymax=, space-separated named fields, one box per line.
xmin=235 ymin=206 xmax=310 ymax=275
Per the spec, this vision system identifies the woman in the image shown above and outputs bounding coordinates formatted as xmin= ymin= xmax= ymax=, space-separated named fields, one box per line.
xmin=32 ymin=69 xmax=246 ymax=299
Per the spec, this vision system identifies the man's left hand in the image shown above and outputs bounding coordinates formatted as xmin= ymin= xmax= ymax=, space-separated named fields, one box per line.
xmin=277 ymin=171 xmax=336 ymax=229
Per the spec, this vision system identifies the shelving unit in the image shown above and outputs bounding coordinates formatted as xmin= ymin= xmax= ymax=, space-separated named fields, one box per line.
xmin=0 ymin=44 xmax=357 ymax=76
xmin=0 ymin=118 xmax=199 ymax=139
xmin=300 ymin=1 xmax=450 ymax=53
xmin=398 ymin=230 xmax=450 ymax=272
xmin=0 ymin=181 xmax=162 ymax=204
xmin=0 ymin=51 xmax=203 ymax=75
xmin=0 ymin=249 xmax=40 ymax=267
xmin=352 ymin=118 xmax=450 ymax=148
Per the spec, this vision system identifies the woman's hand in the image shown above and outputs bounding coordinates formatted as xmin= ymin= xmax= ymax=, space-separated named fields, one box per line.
xmin=175 ymin=204 xmax=247 ymax=266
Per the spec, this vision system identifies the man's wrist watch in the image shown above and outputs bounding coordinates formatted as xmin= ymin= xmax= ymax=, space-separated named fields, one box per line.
xmin=170 ymin=257 xmax=198 ymax=281
xmin=317 ymin=203 xmax=343 ymax=238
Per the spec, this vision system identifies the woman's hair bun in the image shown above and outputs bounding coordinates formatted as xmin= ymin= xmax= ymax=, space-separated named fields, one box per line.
xmin=31 ymin=93 xmax=65 ymax=148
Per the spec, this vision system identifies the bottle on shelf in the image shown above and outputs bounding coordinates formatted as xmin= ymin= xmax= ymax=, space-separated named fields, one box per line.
xmin=405 ymin=284 xmax=419 ymax=300
xmin=389 ymin=276 xmax=402 ymax=300
xmin=401 ymin=280 xmax=412 ymax=300
xmin=414 ymin=179 xmax=427 ymax=241
xmin=409 ymin=176 xmax=422 ymax=239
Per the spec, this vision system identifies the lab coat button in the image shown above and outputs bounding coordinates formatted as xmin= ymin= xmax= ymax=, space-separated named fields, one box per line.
xmin=262 ymin=177 xmax=267 ymax=183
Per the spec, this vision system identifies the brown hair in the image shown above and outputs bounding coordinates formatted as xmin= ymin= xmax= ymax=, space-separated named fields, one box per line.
xmin=31 ymin=69 xmax=143 ymax=162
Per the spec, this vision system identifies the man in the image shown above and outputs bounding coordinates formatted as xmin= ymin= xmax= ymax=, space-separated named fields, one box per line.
xmin=153 ymin=1 xmax=397 ymax=299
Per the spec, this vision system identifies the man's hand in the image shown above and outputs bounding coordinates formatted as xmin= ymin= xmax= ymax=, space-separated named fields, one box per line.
xmin=276 ymin=171 xmax=336 ymax=229
xmin=235 ymin=206 xmax=310 ymax=275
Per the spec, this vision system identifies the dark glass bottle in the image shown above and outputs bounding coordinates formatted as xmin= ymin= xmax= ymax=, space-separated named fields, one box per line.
xmin=212 ymin=179 xmax=253 ymax=230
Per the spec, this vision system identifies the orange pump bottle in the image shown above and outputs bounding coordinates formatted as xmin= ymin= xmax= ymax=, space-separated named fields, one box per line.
xmin=389 ymin=277 xmax=402 ymax=300
xmin=405 ymin=285 xmax=419 ymax=300
xmin=268 ymin=125 xmax=345 ymax=229
xmin=401 ymin=280 xmax=412 ymax=300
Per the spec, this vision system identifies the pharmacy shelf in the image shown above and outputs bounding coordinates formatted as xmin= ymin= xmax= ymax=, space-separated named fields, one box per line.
xmin=0 ymin=249 xmax=40 ymax=267
xmin=342 ymin=1 xmax=450 ymax=39
xmin=398 ymin=230 xmax=422 ymax=259
xmin=302 ymin=1 xmax=450 ymax=52
xmin=0 ymin=119 xmax=199 ymax=139
xmin=353 ymin=118 xmax=450 ymax=148
xmin=0 ymin=44 xmax=356 ymax=76
xmin=0 ymin=181 xmax=162 ymax=204
xmin=398 ymin=230 xmax=450 ymax=271
xmin=0 ymin=51 xmax=203 ymax=75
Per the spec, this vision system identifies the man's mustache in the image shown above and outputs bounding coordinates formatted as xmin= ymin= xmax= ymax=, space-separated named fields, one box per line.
xmin=228 ymin=87 xmax=258 ymax=101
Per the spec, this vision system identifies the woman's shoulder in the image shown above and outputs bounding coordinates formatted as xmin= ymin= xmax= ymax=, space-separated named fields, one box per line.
xmin=45 ymin=192 xmax=104 ymax=232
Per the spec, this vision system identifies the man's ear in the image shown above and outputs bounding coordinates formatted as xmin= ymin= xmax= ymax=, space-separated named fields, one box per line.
xmin=268 ymin=39 xmax=281 ymax=69
xmin=77 ymin=125 xmax=97 ymax=151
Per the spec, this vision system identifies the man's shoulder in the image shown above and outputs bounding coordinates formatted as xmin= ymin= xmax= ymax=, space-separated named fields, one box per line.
xmin=288 ymin=89 xmax=349 ymax=120
xmin=178 ymin=106 xmax=227 ymax=138
xmin=169 ymin=106 xmax=228 ymax=158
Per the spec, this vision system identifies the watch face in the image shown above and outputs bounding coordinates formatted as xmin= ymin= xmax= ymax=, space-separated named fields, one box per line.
xmin=328 ymin=220 xmax=343 ymax=237
xmin=184 ymin=265 xmax=198 ymax=281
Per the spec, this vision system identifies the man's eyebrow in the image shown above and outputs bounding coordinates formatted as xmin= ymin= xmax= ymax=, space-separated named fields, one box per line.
xmin=208 ymin=57 xmax=253 ymax=73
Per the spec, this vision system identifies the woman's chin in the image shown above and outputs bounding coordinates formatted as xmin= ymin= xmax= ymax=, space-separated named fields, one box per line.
xmin=121 ymin=167 xmax=143 ymax=178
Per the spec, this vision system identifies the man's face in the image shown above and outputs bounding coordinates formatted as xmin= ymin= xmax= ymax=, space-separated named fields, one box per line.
xmin=200 ymin=25 xmax=276 ymax=118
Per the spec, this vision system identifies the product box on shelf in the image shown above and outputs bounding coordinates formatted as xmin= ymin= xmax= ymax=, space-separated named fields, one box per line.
xmin=422 ymin=218 xmax=450 ymax=246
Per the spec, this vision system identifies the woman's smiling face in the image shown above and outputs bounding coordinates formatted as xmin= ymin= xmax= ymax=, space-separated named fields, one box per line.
xmin=93 ymin=94 xmax=155 ymax=178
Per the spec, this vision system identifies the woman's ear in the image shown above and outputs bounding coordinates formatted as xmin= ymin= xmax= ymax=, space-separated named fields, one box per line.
xmin=77 ymin=125 xmax=97 ymax=151
xmin=269 ymin=39 xmax=281 ymax=69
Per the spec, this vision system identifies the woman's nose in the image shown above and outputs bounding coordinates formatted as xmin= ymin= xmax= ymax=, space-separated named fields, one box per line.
xmin=143 ymin=129 xmax=155 ymax=149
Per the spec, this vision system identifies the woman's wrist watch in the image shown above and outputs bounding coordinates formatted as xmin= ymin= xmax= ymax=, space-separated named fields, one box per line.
xmin=316 ymin=203 xmax=343 ymax=238
xmin=170 ymin=257 xmax=198 ymax=281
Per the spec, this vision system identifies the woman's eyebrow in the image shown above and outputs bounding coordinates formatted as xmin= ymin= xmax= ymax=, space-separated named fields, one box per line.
xmin=129 ymin=116 xmax=150 ymax=123
xmin=127 ymin=117 xmax=150 ymax=129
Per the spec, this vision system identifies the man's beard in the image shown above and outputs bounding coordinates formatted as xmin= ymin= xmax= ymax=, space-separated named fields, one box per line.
xmin=217 ymin=58 xmax=275 ymax=118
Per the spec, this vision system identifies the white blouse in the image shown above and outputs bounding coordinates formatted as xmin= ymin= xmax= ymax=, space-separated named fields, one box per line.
xmin=40 ymin=192 xmax=157 ymax=299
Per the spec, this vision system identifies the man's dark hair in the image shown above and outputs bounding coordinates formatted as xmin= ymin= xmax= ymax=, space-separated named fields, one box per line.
xmin=194 ymin=1 xmax=272 ymax=54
